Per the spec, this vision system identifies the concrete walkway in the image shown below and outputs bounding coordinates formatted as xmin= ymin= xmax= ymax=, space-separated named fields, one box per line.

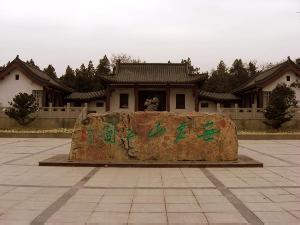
xmin=0 ymin=138 xmax=299 ymax=224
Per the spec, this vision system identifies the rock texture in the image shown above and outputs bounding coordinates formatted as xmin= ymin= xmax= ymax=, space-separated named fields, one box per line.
xmin=69 ymin=112 xmax=238 ymax=162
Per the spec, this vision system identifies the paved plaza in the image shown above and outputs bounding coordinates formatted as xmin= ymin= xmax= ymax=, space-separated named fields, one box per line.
xmin=0 ymin=138 xmax=299 ymax=224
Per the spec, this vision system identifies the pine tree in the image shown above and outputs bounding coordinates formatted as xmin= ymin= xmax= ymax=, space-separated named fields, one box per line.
xmin=202 ymin=60 xmax=231 ymax=92
xmin=229 ymin=59 xmax=249 ymax=89
xmin=5 ymin=93 xmax=38 ymax=125
xmin=247 ymin=61 xmax=258 ymax=77
xmin=87 ymin=60 xmax=95 ymax=79
xmin=43 ymin=64 xmax=57 ymax=78
xmin=264 ymin=83 xmax=297 ymax=129
xmin=96 ymin=55 xmax=111 ymax=75
xmin=26 ymin=59 xmax=40 ymax=70
xmin=60 ymin=66 xmax=76 ymax=88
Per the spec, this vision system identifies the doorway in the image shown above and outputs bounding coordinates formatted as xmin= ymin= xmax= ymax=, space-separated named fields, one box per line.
xmin=138 ymin=90 xmax=166 ymax=111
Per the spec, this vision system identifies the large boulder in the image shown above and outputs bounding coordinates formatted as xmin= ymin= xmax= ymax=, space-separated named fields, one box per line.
xmin=69 ymin=112 xmax=238 ymax=162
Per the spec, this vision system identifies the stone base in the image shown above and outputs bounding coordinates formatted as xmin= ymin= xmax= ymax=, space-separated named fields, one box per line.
xmin=39 ymin=154 xmax=263 ymax=168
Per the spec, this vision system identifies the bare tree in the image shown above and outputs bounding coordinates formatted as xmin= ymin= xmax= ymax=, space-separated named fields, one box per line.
xmin=110 ymin=53 xmax=144 ymax=67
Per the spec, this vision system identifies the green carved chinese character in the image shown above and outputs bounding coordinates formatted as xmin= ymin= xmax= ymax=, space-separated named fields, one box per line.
xmin=103 ymin=123 xmax=116 ymax=144
xmin=148 ymin=122 xmax=166 ymax=138
xmin=175 ymin=122 xmax=187 ymax=143
xmin=197 ymin=120 xmax=219 ymax=142
xmin=126 ymin=128 xmax=136 ymax=141
xmin=87 ymin=127 xmax=93 ymax=144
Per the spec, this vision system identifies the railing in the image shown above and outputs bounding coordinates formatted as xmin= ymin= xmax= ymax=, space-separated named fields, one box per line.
xmin=36 ymin=103 xmax=83 ymax=118
xmin=218 ymin=104 xmax=265 ymax=120
xmin=0 ymin=103 xmax=299 ymax=120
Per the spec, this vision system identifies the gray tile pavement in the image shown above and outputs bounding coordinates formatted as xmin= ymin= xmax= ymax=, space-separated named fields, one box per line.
xmin=0 ymin=138 xmax=299 ymax=224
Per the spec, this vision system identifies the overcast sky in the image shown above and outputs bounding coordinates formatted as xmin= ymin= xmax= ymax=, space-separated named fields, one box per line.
xmin=0 ymin=0 xmax=299 ymax=76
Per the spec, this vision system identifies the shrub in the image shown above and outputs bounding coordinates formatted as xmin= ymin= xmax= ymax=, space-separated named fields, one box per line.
xmin=264 ymin=83 xmax=297 ymax=129
xmin=5 ymin=93 xmax=38 ymax=125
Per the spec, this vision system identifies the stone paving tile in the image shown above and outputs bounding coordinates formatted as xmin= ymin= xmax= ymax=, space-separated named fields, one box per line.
xmin=47 ymin=211 xmax=91 ymax=223
xmin=205 ymin=212 xmax=248 ymax=224
xmin=165 ymin=195 xmax=197 ymax=204
xmin=167 ymin=212 xmax=208 ymax=224
xmin=95 ymin=203 xmax=131 ymax=212
xmin=166 ymin=203 xmax=202 ymax=213
xmin=128 ymin=212 xmax=167 ymax=224
xmin=200 ymin=202 xmax=238 ymax=212
xmin=0 ymin=138 xmax=300 ymax=224
xmin=131 ymin=203 xmax=165 ymax=212
xmin=133 ymin=195 xmax=165 ymax=203
xmin=255 ymin=211 xmax=300 ymax=224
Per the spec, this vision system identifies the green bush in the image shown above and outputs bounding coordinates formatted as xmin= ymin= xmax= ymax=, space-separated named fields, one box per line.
xmin=264 ymin=83 xmax=297 ymax=129
xmin=5 ymin=93 xmax=38 ymax=125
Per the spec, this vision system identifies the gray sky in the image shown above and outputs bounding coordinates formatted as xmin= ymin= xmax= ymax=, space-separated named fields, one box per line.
xmin=1 ymin=0 xmax=299 ymax=76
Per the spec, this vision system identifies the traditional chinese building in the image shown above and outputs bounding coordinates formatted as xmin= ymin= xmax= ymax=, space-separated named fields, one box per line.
xmin=98 ymin=61 xmax=207 ymax=112
xmin=233 ymin=58 xmax=300 ymax=108
xmin=0 ymin=56 xmax=72 ymax=107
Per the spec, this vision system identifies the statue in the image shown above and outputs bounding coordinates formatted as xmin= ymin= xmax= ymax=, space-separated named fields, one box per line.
xmin=144 ymin=97 xmax=160 ymax=111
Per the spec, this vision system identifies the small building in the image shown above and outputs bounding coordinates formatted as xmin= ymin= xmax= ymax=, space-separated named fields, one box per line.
xmin=233 ymin=58 xmax=300 ymax=108
xmin=198 ymin=91 xmax=240 ymax=112
xmin=65 ymin=90 xmax=106 ymax=113
xmin=99 ymin=62 xmax=206 ymax=112
xmin=0 ymin=56 xmax=72 ymax=107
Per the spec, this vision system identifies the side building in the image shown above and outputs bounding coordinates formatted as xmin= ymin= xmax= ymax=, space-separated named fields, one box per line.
xmin=233 ymin=57 xmax=300 ymax=108
xmin=0 ymin=56 xmax=72 ymax=107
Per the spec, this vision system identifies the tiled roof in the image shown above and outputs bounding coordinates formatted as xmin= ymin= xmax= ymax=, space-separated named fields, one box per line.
xmin=233 ymin=58 xmax=300 ymax=93
xmin=65 ymin=90 xmax=105 ymax=100
xmin=0 ymin=56 xmax=73 ymax=92
xmin=100 ymin=63 xmax=206 ymax=84
xmin=199 ymin=90 xmax=240 ymax=101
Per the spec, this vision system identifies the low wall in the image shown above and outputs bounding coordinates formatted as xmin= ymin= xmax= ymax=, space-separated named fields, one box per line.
xmin=1 ymin=116 xmax=299 ymax=132
xmin=234 ymin=119 xmax=300 ymax=131
xmin=0 ymin=117 xmax=76 ymax=130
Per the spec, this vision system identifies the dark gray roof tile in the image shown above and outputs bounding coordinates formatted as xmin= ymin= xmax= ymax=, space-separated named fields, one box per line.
xmin=100 ymin=63 xmax=205 ymax=83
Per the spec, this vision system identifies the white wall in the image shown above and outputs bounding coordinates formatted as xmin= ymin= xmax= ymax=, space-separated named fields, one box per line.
xmin=263 ymin=71 xmax=300 ymax=105
xmin=110 ymin=88 xmax=135 ymax=112
xmin=170 ymin=88 xmax=195 ymax=112
xmin=88 ymin=100 xmax=106 ymax=113
xmin=199 ymin=100 xmax=217 ymax=112
xmin=0 ymin=69 xmax=43 ymax=107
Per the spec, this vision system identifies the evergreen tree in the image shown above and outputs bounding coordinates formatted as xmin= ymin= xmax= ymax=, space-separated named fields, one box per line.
xmin=229 ymin=59 xmax=249 ymax=89
xmin=43 ymin=64 xmax=57 ymax=78
xmin=5 ymin=93 xmax=38 ymax=125
xmin=247 ymin=61 xmax=258 ymax=77
xmin=96 ymin=55 xmax=111 ymax=75
xmin=264 ymin=83 xmax=297 ymax=129
xmin=87 ymin=60 xmax=95 ymax=79
xmin=74 ymin=64 xmax=94 ymax=92
xmin=60 ymin=66 xmax=76 ymax=88
xmin=26 ymin=59 xmax=40 ymax=70
xmin=181 ymin=57 xmax=200 ymax=74
xmin=202 ymin=60 xmax=231 ymax=92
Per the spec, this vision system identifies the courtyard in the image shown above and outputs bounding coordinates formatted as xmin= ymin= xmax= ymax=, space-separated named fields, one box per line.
xmin=0 ymin=138 xmax=299 ymax=224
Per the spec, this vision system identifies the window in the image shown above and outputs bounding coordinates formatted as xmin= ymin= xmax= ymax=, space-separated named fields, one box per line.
xmin=73 ymin=102 xmax=82 ymax=107
xmin=120 ymin=93 xmax=128 ymax=108
xmin=15 ymin=74 xmax=19 ymax=80
xmin=96 ymin=101 xmax=104 ymax=107
xmin=223 ymin=103 xmax=231 ymax=108
xmin=200 ymin=102 xmax=209 ymax=108
xmin=176 ymin=94 xmax=185 ymax=109
xmin=32 ymin=90 xmax=43 ymax=107
xmin=286 ymin=76 xmax=290 ymax=81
